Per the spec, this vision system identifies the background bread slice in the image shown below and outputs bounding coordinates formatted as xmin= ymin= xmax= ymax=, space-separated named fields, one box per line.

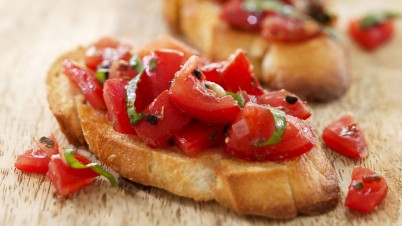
xmin=163 ymin=0 xmax=350 ymax=101
xmin=47 ymin=46 xmax=339 ymax=219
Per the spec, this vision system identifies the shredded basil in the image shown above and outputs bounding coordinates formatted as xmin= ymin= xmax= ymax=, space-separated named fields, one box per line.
xmin=64 ymin=149 xmax=117 ymax=186
xmin=243 ymin=0 xmax=306 ymax=19
xmin=39 ymin=136 xmax=54 ymax=148
xmin=148 ymin=57 xmax=158 ymax=72
xmin=95 ymin=68 xmax=109 ymax=83
xmin=360 ymin=11 xmax=401 ymax=28
xmin=353 ymin=182 xmax=363 ymax=190
xmin=126 ymin=55 xmax=144 ymax=125
xmin=225 ymin=91 xmax=245 ymax=108
xmin=254 ymin=106 xmax=287 ymax=147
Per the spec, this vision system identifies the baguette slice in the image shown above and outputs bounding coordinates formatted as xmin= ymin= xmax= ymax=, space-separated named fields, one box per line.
xmin=46 ymin=46 xmax=339 ymax=219
xmin=163 ymin=0 xmax=350 ymax=102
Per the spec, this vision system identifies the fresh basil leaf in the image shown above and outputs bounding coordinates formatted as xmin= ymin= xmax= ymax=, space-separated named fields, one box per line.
xmin=129 ymin=54 xmax=144 ymax=74
xmin=360 ymin=11 xmax=402 ymax=28
xmin=64 ymin=149 xmax=117 ymax=186
xmin=95 ymin=68 xmax=109 ymax=83
xmin=226 ymin=91 xmax=245 ymax=108
xmin=254 ymin=106 xmax=287 ymax=147
xmin=126 ymin=56 xmax=144 ymax=125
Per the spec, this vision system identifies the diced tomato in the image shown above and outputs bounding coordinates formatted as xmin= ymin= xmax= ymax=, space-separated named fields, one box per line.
xmin=137 ymin=35 xmax=210 ymax=66
xmin=143 ymin=50 xmax=184 ymax=100
xmin=322 ymin=115 xmax=367 ymax=159
xmin=220 ymin=0 xmax=266 ymax=31
xmin=345 ymin=166 xmax=388 ymax=213
xmin=348 ymin=19 xmax=394 ymax=51
xmin=257 ymin=89 xmax=311 ymax=119
xmin=85 ymin=37 xmax=132 ymax=71
xmin=201 ymin=62 xmax=225 ymax=86
xmin=261 ymin=14 xmax=322 ymax=43
xmin=169 ymin=56 xmax=241 ymax=124
xmin=15 ymin=134 xmax=59 ymax=174
xmin=103 ymin=79 xmax=137 ymax=134
xmin=62 ymin=59 xmax=106 ymax=110
xmin=225 ymin=109 xmax=315 ymax=161
xmin=47 ymin=154 xmax=99 ymax=196
xmin=135 ymin=91 xmax=192 ymax=148
xmin=220 ymin=50 xmax=264 ymax=95
xmin=173 ymin=121 xmax=225 ymax=157
xmin=108 ymin=60 xmax=138 ymax=80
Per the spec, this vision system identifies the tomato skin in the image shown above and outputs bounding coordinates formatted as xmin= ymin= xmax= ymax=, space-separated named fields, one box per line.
xmin=135 ymin=91 xmax=192 ymax=148
xmin=225 ymin=112 xmax=315 ymax=161
xmin=169 ymin=56 xmax=241 ymax=124
xmin=47 ymin=154 xmax=99 ymax=196
xmin=15 ymin=134 xmax=59 ymax=174
xmin=322 ymin=115 xmax=367 ymax=159
xmin=62 ymin=59 xmax=106 ymax=110
xmin=257 ymin=89 xmax=311 ymax=119
xmin=345 ymin=166 xmax=388 ymax=213
xmin=143 ymin=50 xmax=184 ymax=100
xmin=348 ymin=19 xmax=394 ymax=51
xmin=220 ymin=0 xmax=265 ymax=31
xmin=220 ymin=50 xmax=264 ymax=95
xmin=103 ymin=79 xmax=137 ymax=134
xmin=85 ymin=37 xmax=132 ymax=71
xmin=201 ymin=62 xmax=225 ymax=86
xmin=173 ymin=121 xmax=225 ymax=157
xmin=261 ymin=14 xmax=322 ymax=43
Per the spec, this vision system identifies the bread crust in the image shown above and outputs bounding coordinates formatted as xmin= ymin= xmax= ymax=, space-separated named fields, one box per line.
xmin=47 ymin=46 xmax=339 ymax=219
xmin=163 ymin=0 xmax=350 ymax=101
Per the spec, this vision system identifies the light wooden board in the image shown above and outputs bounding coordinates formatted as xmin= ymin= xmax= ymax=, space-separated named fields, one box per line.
xmin=0 ymin=0 xmax=401 ymax=225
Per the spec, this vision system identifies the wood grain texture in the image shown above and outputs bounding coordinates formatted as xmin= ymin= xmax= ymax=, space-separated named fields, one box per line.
xmin=0 ymin=0 xmax=401 ymax=225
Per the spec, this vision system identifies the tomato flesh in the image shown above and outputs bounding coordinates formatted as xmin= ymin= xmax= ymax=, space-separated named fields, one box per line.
xmin=261 ymin=14 xmax=322 ymax=43
xmin=169 ymin=56 xmax=241 ymax=124
xmin=348 ymin=19 xmax=394 ymax=51
xmin=135 ymin=91 xmax=192 ymax=148
xmin=322 ymin=115 xmax=367 ymax=159
xmin=62 ymin=59 xmax=106 ymax=110
xmin=220 ymin=0 xmax=265 ymax=31
xmin=173 ymin=121 xmax=225 ymax=157
xmin=103 ymin=79 xmax=137 ymax=134
xmin=15 ymin=134 xmax=59 ymax=174
xmin=85 ymin=37 xmax=132 ymax=71
xmin=225 ymin=108 xmax=315 ymax=161
xmin=257 ymin=89 xmax=311 ymax=119
xmin=108 ymin=59 xmax=138 ymax=80
xmin=345 ymin=166 xmax=388 ymax=213
xmin=143 ymin=50 xmax=184 ymax=100
xmin=47 ymin=154 xmax=99 ymax=196
xmin=201 ymin=62 xmax=225 ymax=86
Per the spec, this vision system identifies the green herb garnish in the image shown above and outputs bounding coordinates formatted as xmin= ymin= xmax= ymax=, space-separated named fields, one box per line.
xmin=254 ymin=106 xmax=287 ymax=147
xmin=126 ymin=55 xmax=145 ymax=125
xmin=225 ymin=91 xmax=245 ymax=108
xmin=360 ymin=11 xmax=402 ymax=28
xmin=64 ymin=149 xmax=117 ymax=186
xmin=95 ymin=68 xmax=109 ymax=83
xmin=353 ymin=182 xmax=364 ymax=190
xmin=243 ymin=0 xmax=306 ymax=19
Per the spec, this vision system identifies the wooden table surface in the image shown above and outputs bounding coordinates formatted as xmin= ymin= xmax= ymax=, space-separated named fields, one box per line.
xmin=1 ymin=0 xmax=401 ymax=225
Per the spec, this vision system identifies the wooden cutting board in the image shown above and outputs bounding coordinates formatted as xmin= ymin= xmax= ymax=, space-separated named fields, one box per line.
xmin=0 ymin=0 xmax=401 ymax=225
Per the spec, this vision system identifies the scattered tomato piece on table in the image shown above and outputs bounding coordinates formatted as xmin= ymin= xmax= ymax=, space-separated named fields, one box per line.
xmin=348 ymin=11 xmax=401 ymax=51
xmin=322 ymin=114 xmax=368 ymax=159
xmin=345 ymin=166 xmax=388 ymax=213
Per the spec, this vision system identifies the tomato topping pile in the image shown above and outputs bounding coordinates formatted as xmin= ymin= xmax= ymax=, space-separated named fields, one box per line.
xmin=322 ymin=114 xmax=368 ymax=159
xmin=345 ymin=166 xmax=388 ymax=213
xmin=349 ymin=11 xmax=400 ymax=51
xmin=15 ymin=134 xmax=115 ymax=196
xmin=219 ymin=0 xmax=326 ymax=43
xmin=62 ymin=37 xmax=318 ymax=160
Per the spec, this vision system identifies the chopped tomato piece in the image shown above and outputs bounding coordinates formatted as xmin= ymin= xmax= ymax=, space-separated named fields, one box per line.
xmin=220 ymin=0 xmax=265 ymax=31
xmin=135 ymin=91 xmax=192 ymax=148
xmin=103 ymin=79 xmax=137 ymax=134
xmin=220 ymin=50 xmax=264 ymax=95
xmin=348 ymin=19 xmax=394 ymax=51
xmin=261 ymin=14 xmax=322 ymax=43
xmin=169 ymin=56 xmax=241 ymax=124
xmin=62 ymin=59 xmax=106 ymax=110
xmin=85 ymin=37 xmax=132 ymax=71
xmin=108 ymin=59 xmax=138 ymax=80
xmin=257 ymin=89 xmax=311 ymax=119
xmin=15 ymin=134 xmax=59 ymax=174
xmin=201 ymin=62 xmax=225 ymax=86
xmin=225 ymin=108 xmax=315 ymax=161
xmin=322 ymin=115 xmax=367 ymax=159
xmin=173 ymin=121 xmax=225 ymax=157
xmin=47 ymin=154 xmax=99 ymax=196
xmin=345 ymin=166 xmax=388 ymax=213
xmin=143 ymin=50 xmax=185 ymax=100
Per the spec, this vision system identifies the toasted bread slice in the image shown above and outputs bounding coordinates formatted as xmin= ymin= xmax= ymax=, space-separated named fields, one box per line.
xmin=163 ymin=0 xmax=350 ymax=101
xmin=46 ymin=46 xmax=339 ymax=219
